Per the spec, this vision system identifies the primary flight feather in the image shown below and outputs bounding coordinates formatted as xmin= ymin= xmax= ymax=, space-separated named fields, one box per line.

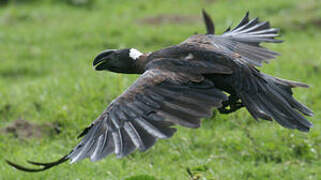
xmin=6 ymin=10 xmax=313 ymax=172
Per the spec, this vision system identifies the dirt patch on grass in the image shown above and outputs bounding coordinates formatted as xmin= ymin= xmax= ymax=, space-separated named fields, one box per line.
xmin=293 ymin=18 xmax=321 ymax=30
xmin=138 ymin=14 xmax=199 ymax=25
xmin=310 ymin=18 xmax=321 ymax=28
xmin=204 ymin=0 xmax=217 ymax=4
xmin=1 ymin=119 xmax=61 ymax=139
xmin=280 ymin=17 xmax=321 ymax=32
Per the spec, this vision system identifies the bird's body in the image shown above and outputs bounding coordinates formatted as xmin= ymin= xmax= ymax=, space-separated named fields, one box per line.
xmin=7 ymin=10 xmax=313 ymax=172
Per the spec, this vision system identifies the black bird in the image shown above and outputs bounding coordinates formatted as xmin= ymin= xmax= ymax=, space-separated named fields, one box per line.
xmin=7 ymin=10 xmax=313 ymax=172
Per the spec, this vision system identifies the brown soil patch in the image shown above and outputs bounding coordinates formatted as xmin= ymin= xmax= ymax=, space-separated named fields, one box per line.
xmin=311 ymin=18 xmax=321 ymax=28
xmin=295 ymin=18 xmax=321 ymax=30
xmin=204 ymin=0 xmax=217 ymax=3
xmin=284 ymin=17 xmax=321 ymax=31
xmin=1 ymin=119 xmax=61 ymax=139
xmin=138 ymin=14 xmax=200 ymax=25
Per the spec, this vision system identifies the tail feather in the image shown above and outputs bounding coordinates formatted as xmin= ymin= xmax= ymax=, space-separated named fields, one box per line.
xmin=262 ymin=73 xmax=313 ymax=116
xmin=262 ymin=73 xmax=309 ymax=88
xmin=264 ymin=85 xmax=311 ymax=128
xmin=239 ymin=93 xmax=272 ymax=121
xmin=238 ymin=73 xmax=313 ymax=132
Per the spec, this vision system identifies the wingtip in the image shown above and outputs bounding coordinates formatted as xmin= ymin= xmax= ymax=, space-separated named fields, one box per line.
xmin=201 ymin=8 xmax=208 ymax=19
xmin=307 ymin=111 xmax=314 ymax=117
xmin=201 ymin=8 xmax=210 ymax=20
xmin=6 ymin=159 xmax=43 ymax=172
xmin=201 ymin=8 xmax=208 ymax=15
xmin=6 ymin=155 xmax=70 ymax=172
xmin=294 ymin=82 xmax=310 ymax=88
xmin=274 ymin=39 xmax=284 ymax=43
xmin=201 ymin=8 xmax=215 ymax=34
xmin=245 ymin=11 xmax=250 ymax=18
xmin=5 ymin=159 xmax=14 ymax=167
xmin=224 ymin=25 xmax=231 ymax=33
xmin=298 ymin=121 xmax=313 ymax=132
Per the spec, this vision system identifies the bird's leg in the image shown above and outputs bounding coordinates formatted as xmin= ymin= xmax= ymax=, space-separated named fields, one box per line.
xmin=218 ymin=94 xmax=244 ymax=114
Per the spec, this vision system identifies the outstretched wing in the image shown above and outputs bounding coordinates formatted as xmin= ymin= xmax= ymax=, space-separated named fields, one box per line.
xmin=202 ymin=10 xmax=282 ymax=67
xmin=69 ymin=68 xmax=227 ymax=162
xmin=7 ymin=58 xmax=228 ymax=172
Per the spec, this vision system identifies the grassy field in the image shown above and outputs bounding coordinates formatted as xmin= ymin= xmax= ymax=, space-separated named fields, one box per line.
xmin=0 ymin=0 xmax=320 ymax=179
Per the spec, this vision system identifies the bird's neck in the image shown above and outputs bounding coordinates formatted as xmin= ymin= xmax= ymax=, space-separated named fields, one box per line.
xmin=133 ymin=53 xmax=152 ymax=74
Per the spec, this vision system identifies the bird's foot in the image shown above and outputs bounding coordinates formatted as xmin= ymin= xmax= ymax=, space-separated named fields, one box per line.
xmin=218 ymin=95 xmax=244 ymax=114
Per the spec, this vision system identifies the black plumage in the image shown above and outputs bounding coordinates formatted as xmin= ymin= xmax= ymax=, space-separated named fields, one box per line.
xmin=7 ymin=10 xmax=313 ymax=172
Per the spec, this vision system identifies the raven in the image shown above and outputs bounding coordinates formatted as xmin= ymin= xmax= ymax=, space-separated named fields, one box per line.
xmin=6 ymin=10 xmax=313 ymax=172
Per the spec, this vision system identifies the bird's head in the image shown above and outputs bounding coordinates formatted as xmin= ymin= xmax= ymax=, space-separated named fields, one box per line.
xmin=93 ymin=48 xmax=143 ymax=74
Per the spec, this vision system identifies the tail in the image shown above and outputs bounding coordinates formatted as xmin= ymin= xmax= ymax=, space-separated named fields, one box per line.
xmin=238 ymin=71 xmax=313 ymax=132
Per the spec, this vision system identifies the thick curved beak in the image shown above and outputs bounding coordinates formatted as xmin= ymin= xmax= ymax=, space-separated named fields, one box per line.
xmin=93 ymin=49 xmax=116 ymax=70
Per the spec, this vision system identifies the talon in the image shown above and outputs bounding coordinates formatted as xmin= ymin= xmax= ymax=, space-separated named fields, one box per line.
xmin=218 ymin=94 xmax=244 ymax=114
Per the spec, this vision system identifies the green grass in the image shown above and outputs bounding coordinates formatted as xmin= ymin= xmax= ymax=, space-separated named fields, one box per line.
xmin=0 ymin=0 xmax=321 ymax=179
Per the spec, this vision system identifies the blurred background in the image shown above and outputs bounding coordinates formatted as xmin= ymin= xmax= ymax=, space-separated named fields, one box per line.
xmin=0 ymin=0 xmax=320 ymax=179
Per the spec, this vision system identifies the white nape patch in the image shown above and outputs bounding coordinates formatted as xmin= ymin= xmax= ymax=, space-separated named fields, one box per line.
xmin=129 ymin=48 xmax=143 ymax=60
xmin=185 ymin=53 xmax=194 ymax=60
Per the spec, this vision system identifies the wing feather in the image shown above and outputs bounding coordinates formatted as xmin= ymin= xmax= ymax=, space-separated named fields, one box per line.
xmin=208 ymin=12 xmax=282 ymax=66
xmin=64 ymin=67 xmax=226 ymax=164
